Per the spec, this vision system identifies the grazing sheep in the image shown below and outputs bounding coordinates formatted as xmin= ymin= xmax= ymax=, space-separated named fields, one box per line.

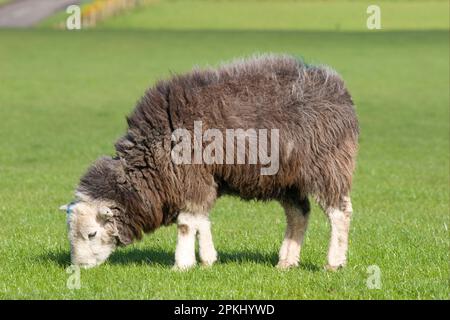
xmin=60 ymin=54 xmax=359 ymax=270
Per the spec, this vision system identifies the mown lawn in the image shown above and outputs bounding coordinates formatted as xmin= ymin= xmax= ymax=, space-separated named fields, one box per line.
xmin=0 ymin=1 xmax=448 ymax=300
xmin=40 ymin=0 xmax=449 ymax=31
xmin=96 ymin=0 xmax=448 ymax=31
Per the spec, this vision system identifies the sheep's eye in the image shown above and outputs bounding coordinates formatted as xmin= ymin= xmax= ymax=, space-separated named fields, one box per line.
xmin=88 ymin=231 xmax=97 ymax=240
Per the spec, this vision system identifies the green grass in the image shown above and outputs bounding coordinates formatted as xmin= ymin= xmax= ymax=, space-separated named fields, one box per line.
xmin=0 ymin=28 xmax=447 ymax=299
xmin=39 ymin=0 xmax=449 ymax=31
xmin=94 ymin=0 xmax=449 ymax=31
xmin=1 ymin=0 xmax=449 ymax=299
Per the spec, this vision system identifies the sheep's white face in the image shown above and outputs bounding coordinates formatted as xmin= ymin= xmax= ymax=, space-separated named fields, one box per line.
xmin=60 ymin=201 xmax=118 ymax=268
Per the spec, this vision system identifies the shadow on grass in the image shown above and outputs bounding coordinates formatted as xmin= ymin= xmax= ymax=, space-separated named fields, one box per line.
xmin=219 ymin=250 xmax=278 ymax=265
xmin=39 ymin=250 xmax=71 ymax=267
xmin=39 ymin=248 xmax=173 ymax=267
xmin=41 ymin=248 xmax=321 ymax=271
xmin=109 ymin=248 xmax=172 ymax=266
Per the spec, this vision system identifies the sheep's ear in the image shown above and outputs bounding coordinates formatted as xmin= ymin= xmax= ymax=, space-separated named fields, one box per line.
xmin=114 ymin=221 xmax=133 ymax=246
xmin=98 ymin=206 xmax=114 ymax=219
xmin=59 ymin=204 xmax=68 ymax=212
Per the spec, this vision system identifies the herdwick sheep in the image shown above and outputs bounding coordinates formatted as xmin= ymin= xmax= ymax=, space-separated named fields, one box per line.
xmin=60 ymin=54 xmax=359 ymax=271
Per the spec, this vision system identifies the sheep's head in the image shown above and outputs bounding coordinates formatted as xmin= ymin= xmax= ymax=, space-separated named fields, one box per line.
xmin=60 ymin=200 xmax=119 ymax=268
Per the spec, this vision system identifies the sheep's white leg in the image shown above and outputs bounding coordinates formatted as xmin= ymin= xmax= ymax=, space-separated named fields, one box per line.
xmin=325 ymin=196 xmax=353 ymax=271
xmin=197 ymin=214 xmax=217 ymax=266
xmin=174 ymin=212 xmax=197 ymax=270
xmin=277 ymin=200 xmax=310 ymax=269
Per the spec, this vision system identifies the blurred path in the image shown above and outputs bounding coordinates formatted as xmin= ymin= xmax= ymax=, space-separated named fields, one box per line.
xmin=0 ymin=0 xmax=79 ymax=27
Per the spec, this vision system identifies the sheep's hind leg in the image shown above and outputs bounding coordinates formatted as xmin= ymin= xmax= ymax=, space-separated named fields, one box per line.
xmin=325 ymin=196 xmax=353 ymax=271
xmin=277 ymin=198 xmax=310 ymax=269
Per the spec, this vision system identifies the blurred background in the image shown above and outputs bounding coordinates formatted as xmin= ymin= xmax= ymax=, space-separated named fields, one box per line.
xmin=0 ymin=0 xmax=448 ymax=299
xmin=0 ymin=0 xmax=447 ymax=30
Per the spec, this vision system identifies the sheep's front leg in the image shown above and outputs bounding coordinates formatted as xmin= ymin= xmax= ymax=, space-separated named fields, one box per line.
xmin=277 ymin=199 xmax=310 ymax=269
xmin=174 ymin=212 xmax=217 ymax=270
xmin=325 ymin=196 xmax=353 ymax=271
xmin=197 ymin=214 xmax=217 ymax=267
xmin=174 ymin=212 xmax=197 ymax=270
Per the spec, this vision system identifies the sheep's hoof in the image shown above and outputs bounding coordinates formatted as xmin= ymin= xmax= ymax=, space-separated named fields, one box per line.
xmin=200 ymin=260 xmax=216 ymax=268
xmin=324 ymin=264 xmax=344 ymax=272
xmin=276 ymin=260 xmax=298 ymax=270
xmin=200 ymin=251 xmax=218 ymax=267
xmin=200 ymin=257 xmax=218 ymax=268
xmin=172 ymin=263 xmax=196 ymax=271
